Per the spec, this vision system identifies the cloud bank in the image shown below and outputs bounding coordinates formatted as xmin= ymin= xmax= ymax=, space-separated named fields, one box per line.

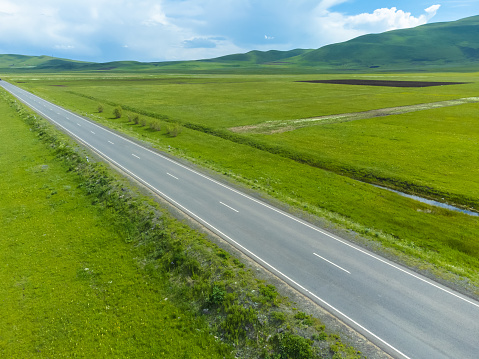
xmin=0 ymin=0 xmax=443 ymax=62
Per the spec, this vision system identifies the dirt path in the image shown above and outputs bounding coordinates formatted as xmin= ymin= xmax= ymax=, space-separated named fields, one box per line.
xmin=230 ymin=97 xmax=479 ymax=134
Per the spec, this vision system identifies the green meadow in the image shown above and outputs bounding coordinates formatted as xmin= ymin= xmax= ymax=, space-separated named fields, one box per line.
xmin=4 ymin=72 xmax=479 ymax=292
xmin=0 ymin=90 xmax=234 ymax=358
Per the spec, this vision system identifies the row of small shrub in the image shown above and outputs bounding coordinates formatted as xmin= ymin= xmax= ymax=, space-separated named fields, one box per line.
xmin=82 ymin=90 xmax=477 ymax=208
xmin=107 ymin=104 xmax=182 ymax=137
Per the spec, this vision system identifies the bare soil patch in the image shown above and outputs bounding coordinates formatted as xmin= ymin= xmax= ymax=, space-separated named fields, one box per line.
xmin=297 ymin=79 xmax=469 ymax=87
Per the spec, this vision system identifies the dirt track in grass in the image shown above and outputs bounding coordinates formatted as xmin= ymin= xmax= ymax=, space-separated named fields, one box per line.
xmin=230 ymin=96 xmax=479 ymax=134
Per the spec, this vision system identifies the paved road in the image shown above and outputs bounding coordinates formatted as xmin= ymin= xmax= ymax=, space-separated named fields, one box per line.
xmin=2 ymin=80 xmax=479 ymax=359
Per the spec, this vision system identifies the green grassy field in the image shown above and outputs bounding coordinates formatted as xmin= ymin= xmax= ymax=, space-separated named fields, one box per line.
xmin=0 ymin=93 xmax=233 ymax=358
xmin=1 ymin=88 xmax=365 ymax=359
xmin=4 ymin=72 xmax=479 ymax=293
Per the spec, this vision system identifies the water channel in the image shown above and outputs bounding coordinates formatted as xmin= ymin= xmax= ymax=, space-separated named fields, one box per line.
xmin=373 ymin=184 xmax=478 ymax=217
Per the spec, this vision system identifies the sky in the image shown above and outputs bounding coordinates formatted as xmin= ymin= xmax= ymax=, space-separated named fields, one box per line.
xmin=0 ymin=0 xmax=478 ymax=63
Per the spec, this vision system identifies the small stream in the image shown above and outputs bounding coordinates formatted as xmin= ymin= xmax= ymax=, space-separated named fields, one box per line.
xmin=373 ymin=185 xmax=479 ymax=217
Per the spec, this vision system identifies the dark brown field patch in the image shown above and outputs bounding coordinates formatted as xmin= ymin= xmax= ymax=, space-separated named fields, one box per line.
xmin=297 ymin=79 xmax=469 ymax=87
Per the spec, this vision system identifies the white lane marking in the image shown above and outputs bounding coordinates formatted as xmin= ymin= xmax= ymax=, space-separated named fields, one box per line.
xmin=314 ymin=253 xmax=351 ymax=274
xmin=5 ymin=82 xmax=479 ymax=312
xmin=6 ymin=107 xmax=409 ymax=358
xmin=108 ymin=141 xmax=114 ymax=145
xmin=0 ymin=84 xmax=434 ymax=356
xmin=90 ymin=131 xmax=95 ymax=135
xmin=132 ymin=154 xmax=140 ymax=159
xmin=167 ymin=173 xmax=178 ymax=180
xmin=220 ymin=202 xmax=239 ymax=213
xmin=77 ymin=123 xmax=81 ymax=126
xmin=61 ymin=147 xmax=410 ymax=359
xmin=12 ymin=84 xmax=479 ymax=307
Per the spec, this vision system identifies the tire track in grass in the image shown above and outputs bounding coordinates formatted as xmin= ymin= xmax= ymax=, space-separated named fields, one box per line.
xmin=230 ymin=97 xmax=479 ymax=134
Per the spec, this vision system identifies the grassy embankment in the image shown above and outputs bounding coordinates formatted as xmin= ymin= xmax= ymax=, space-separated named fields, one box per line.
xmin=0 ymin=89 xmax=363 ymax=358
xmin=0 ymin=90 xmax=233 ymax=358
xmin=5 ymin=72 xmax=479 ymax=292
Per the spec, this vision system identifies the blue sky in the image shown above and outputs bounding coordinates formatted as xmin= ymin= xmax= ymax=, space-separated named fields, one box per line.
xmin=0 ymin=0 xmax=478 ymax=63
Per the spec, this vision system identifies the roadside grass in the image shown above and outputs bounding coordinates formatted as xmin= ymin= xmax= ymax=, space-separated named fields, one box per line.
xmin=4 ymin=72 xmax=479 ymax=292
xmin=0 ymin=94 xmax=233 ymax=358
xmin=0 ymin=90 xmax=364 ymax=358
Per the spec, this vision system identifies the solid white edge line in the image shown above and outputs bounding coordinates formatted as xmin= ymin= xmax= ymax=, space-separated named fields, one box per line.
xmin=220 ymin=201 xmax=239 ymax=213
xmin=313 ymin=253 xmax=351 ymax=274
xmin=3 ymin=81 xmax=479 ymax=310
xmin=17 ymin=106 xmax=410 ymax=359
xmin=0 ymin=86 xmax=411 ymax=357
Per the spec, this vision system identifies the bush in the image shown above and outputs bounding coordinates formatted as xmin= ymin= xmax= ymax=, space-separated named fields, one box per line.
xmin=149 ymin=120 xmax=162 ymax=131
xmin=271 ymin=311 xmax=286 ymax=324
xmin=272 ymin=332 xmax=313 ymax=359
xmin=206 ymin=284 xmax=226 ymax=307
xmin=97 ymin=104 xmax=104 ymax=113
xmin=113 ymin=106 xmax=123 ymax=119
xmin=260 ymin=284 xmax=278 ymax=301
xmin=224 ymin=305 xmax=258 ymax=343
xmin=167 ymin=123 xmax=182 ymax=137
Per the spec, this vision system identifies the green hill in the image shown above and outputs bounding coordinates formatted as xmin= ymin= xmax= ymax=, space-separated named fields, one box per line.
xmin=201 ymin=48 xmax=311 ymax=64
xmin=1 ymin=15 xmax=478 ymax=73
xmin=298 ymin=15 xmax=479 ymax=71
xmin=0 ymin=54 xmax=91 ymax=70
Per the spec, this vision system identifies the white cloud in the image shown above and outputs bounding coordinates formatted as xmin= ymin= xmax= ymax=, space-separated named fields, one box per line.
xmin=425 ymin=4 xmax=441 ymax=17
xmin=345 ymin=5 xmax=442 ymax=31
xmin=0 ymin=1 xmax=446 ymax=62
xmin=310 ymin=4 xmax=441 ymax=46
xmin=142 ymin=4 xmax=170 ymax=27
xmin=0 ymin=0 xmax=19 ymax=15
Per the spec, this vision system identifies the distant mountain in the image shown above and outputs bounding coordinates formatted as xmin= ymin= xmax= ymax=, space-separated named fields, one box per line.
xmin=1 ymin=15 xmax=478 ymax=73
xmin=297 ymin=15 xmax=479 ymax=70
xmin=200 ymin=49 xmax=310 ymax=64
xmin=0 ymin=54 xmax=92 ymax=70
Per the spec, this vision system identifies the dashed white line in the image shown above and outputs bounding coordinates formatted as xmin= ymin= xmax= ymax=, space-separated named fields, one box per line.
xmin=132 ymin=154 xmax=141 ymax=159
xmin=77 ymin=123 xmax=81 ymax=126
xmin=90 ymin=131 xmax=95 ymax=135
xmin=167 ymin=173 xmax=179 ymax=180
xmin=108 ymin=141 xmax=114 ymax=145
xmin=220 ymin=202 xmax=239 ymax=213
xmin=314 ymin=253 xmax=351 ymax=274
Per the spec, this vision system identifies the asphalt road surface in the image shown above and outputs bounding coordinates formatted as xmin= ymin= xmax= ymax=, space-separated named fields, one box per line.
xmin=2 ymin=80 xmax=478 ymax=359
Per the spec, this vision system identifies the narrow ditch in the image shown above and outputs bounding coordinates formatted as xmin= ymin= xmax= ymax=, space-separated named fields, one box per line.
xmin=373 ymin=184 xmax=479 ymax=217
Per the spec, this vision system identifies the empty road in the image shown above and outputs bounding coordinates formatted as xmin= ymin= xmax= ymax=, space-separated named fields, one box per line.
xmin=2 ymin=80 xmax=478 ymax=359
